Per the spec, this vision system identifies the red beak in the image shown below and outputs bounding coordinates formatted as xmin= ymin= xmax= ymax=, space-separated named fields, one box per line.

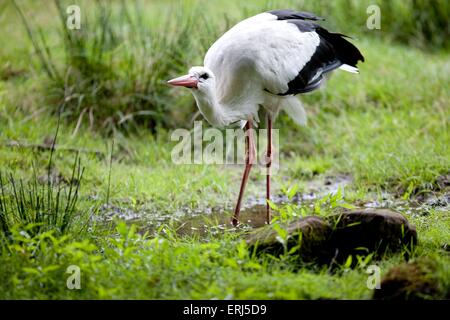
xmin=167 ymin=75 xmax=198 ymax=89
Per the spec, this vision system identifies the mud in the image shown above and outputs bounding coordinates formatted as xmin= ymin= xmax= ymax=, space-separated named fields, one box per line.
xmin=93 ymin=173 xmax=449 ymax=238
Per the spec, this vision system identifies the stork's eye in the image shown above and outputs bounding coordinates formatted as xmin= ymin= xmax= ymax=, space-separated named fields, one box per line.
xmin=200 ymin=73 xmax=209 ymax=80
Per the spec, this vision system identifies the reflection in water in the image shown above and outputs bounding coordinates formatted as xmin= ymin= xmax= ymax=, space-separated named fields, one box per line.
xmin=175 ymin=204 xmax=269 ymax=236
xmin=95 ymin=175 xmax=353 ymax=236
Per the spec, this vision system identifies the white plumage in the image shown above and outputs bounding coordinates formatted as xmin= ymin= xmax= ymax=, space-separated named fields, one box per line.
xmin=203 ymin=13 xmax=320 ymax=126
xmin=168 ymin=9 xmax=364 ymax=225
xmin=206 ymin=13 xmax=319 ymax=95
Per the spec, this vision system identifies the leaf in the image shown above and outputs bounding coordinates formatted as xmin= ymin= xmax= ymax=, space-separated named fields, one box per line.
xmin=288 ymin=245 xmax=299 ymax=255
xmin=335 ymin=186 xmax=343 ymax=200
xmin=236 ymin=241 xmax=248 ymax=260
xmin=402 ymin=182 xmax=415 ymax=200
xmin=346 ymin=222 xmax=362 ymax=227
xmin=244 ymin=261 xmax=261 ymax=270
xmin=22 ymin=267 xmax=40 ymax=275
xmin=364 ymin=253 xmax=374 ymax=266
xmin=116 ymin=221 xmax=128 ymax=238
xmin=225 ymin=258 xmax=238 ymax=268
xmin=287 ymin=184 xmax=299 ymax=200
xmin=267 ymin=200 xmax=278 ymax=211
xmin=344 ymin=255 xmax=353 ymax=268
xmin=272 ymin=223 xmax=288 ymax=240
xmin=42 ymin=265 xmax=60 ymax=273
xmin=336 ymin=203 xmax=356 ymax=209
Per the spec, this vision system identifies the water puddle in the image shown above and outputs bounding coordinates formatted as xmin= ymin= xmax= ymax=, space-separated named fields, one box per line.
xmin=175 ymin=205 xmax=269 ymax=236
xmin=361 ymin=192 xmax=450 ymax=217
xmin=93 ymin=174 xmax=353 ymax=236
xmin=92 ymin=173 xmax=449 ymax=238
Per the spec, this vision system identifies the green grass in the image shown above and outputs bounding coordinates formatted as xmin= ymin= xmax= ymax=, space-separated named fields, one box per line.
xmin=0 ymin=154 xmax=85 ymax=238
xmin=5 ymin=0 xmax=449 ymax=133
xmin=0 ymin=1 xmax=449 ymax=299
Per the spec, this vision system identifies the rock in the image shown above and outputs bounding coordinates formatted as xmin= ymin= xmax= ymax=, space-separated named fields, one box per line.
xmin=246 ymin=216 xmax=332 ymax=264
xmin=373 ymin=259 xmax=444 ymax=300
xmin=327 ymin=209 xmax=418 ymax=262
xmin=246 ymin=208 xmax=417 ymax=266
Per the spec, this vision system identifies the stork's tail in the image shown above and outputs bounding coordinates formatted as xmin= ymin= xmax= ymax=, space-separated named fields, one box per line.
xmin=283 ymin=97 xmax=307 ymax=126
xmin=316 ymin=29 xmax=365 ymax=72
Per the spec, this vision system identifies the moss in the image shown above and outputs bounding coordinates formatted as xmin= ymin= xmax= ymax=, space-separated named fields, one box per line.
xmin=327 ymin=209 xmax=418 ymax=263
xmin=374 ymin=257 xmax=449 ymax=300
xmin=247 ymin=209 xmax=418 ymax=267
xmin=246 ymin=216 xmax=333 ymax=264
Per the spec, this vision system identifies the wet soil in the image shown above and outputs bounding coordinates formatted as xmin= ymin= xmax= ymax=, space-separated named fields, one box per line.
xmin=93 ymin=174 xmax=449 ymax=237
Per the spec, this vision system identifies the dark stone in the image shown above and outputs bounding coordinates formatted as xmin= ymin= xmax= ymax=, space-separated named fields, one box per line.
xmin=327 ymin=209 xmax=418 ymax=262
xmin=373 ymin=259 xmax=442 ymax=300
xmin=246 ymin=208 xmax=418 ymax=266
xmin=246 ymin=216 xmax=333 ymax=264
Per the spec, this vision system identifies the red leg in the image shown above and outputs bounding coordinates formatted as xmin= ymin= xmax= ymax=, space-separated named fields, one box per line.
xmin=231 ymin=121 xmax=254 ymax=226
xmin=266 ymin=115 xmax=272 ymax=224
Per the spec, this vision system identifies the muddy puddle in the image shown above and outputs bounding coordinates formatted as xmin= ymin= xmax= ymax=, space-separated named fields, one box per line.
xmin=93 ymin=174 xmax=449 ymax=237
xmin=96 ymin=202 xmax=278 ymax=236
xmin=174 ymin=204 xmax=269 ymax=236
xmin=93 ymin=174 xmax=351 ymax=236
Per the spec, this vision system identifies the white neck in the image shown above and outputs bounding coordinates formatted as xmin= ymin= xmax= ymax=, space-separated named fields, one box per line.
xmin=191 ymin=86 xmax=233 ymax=127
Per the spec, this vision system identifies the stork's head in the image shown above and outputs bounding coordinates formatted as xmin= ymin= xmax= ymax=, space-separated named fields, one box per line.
xmin=167 ymin=66 xmax=214 ymax=92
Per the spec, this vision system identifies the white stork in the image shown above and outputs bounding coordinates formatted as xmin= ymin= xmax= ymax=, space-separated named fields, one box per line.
xmin=168 ymin=9 xmax=364 ymax=226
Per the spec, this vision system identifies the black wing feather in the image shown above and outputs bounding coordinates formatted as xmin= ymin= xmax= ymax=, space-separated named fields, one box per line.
xmin=268 ymin=9 xmax=324 ymax=21
xmin=268 ymin=11 xmax=365 ymax=95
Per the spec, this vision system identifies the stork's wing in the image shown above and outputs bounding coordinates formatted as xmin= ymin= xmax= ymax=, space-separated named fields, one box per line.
xmin=277 ymin=22 xmax=364 ymax=95
xmin=205 ymin=10 xmax=364 ymax=103
xmin=267 ymin=10 xmax=364 ymax=95
xmin=268 ymin=9 xmax=324 ymax=21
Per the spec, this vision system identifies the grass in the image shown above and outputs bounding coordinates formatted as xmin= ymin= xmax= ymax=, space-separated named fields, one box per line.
xmin=0 ymin=111 xmax=86 ymax=236
xmin=0 ymin=1 xmax=449 ymax=299
xmin=0 ymin=153 xmax=85 ymax=238
xmin=10 ymin=0 xmax=222 ymax=133
xmin=8 ymin=0 xmax=449 ymax=133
